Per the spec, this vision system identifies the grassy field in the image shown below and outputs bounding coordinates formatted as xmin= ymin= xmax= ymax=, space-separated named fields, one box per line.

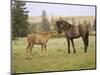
xmin=12 ymin=36 xmax=96 ymax=74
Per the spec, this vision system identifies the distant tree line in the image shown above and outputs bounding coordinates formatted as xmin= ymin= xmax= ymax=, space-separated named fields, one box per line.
xmin=12 ymin=0 xmax=29 ymax=40
xmin=12 ymin=0 xmax=57 ymax=40
xmin=12 ymin=0 xmax=96 ymax=40
xmin=41 ymin=10 xmax=51 ymax=32
xmin=27 ymin=10 xmax=58 ymax=34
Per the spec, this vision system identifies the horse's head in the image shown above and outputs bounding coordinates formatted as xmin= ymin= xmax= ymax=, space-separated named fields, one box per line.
xmin=56 ymin=20 xmax=63 ymax=33
xmin=56 ymin=20 xmax=72 ymax=33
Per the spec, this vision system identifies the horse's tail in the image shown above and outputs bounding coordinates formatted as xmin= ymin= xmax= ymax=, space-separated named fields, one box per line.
xmin=85 ymin=25 xmax=89 ymax=49
xmin=86 ymin=29 xmax=89 ymax=47
xmin=27 ymin=35 xmax=30 ymax=44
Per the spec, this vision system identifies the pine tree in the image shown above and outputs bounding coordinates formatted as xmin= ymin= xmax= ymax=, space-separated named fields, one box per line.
xmin=54 ymin=17 xmax=58 ymax=31
xmin=41 ymin=10 xmax=51 ymax=32
xmin=51 ymin=15 xmax=57 ymax=31
xmin=51 ymin=15 xmax=55 ymax=30
xmin=12 ymin=0 xmax=29 ymax=39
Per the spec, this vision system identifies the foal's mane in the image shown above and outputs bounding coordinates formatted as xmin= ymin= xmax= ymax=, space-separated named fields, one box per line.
xmin=39 ymin=32 xmax=53 ymax=35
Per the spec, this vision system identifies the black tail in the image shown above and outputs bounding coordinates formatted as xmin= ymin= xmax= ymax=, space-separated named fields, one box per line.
xmin=86 ymin=31 xmax=89 ymax=47
xmin=84 ymin=28 xmax=89 ymax=53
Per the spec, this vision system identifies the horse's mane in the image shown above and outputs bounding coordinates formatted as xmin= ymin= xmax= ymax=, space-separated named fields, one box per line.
xmin=59 ymin=20 xmax=72 ymax=30
xmin=61 ymin=20 xmax=72 ymax=26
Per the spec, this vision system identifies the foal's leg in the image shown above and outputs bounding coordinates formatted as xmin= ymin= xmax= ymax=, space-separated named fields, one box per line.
xmin=41 ymin=44 xmax=43 ymax=52
xmin=26 ymin=44 xmax=29 ymax=54
xmin=29 ymin=43 xmax=34 ymax=56
xmin=44 ymin=44 xmax=47 ymax=52
xmin=44 ymin=44 xmax=47 ymax=56
xmin=67 ymin=38 xmax=70 ymax=54
xmin=71 ymin=39 xmax=76 ymax=53
xmin=26 ymin=43 xmax=31 ymax=56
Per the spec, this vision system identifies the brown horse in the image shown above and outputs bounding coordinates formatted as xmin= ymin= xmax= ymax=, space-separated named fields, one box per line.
xmin=26 ymin=32 xmax=57 ymax=56
xmin=56 ymin=19 xmax=89 ymax=54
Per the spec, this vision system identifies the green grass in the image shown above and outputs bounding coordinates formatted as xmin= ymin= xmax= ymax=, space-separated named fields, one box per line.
xmin=12 ymin=36 xmax=96 ymax=73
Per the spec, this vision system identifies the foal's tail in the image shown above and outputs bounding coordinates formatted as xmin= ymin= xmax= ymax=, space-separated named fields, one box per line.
xmin=26 ymin=34 xmax=33 ymax=55
xmin=26 ymin=35 xmax=30 ymax=52
xmin=27 ymin=35 xmax=30 ymax=44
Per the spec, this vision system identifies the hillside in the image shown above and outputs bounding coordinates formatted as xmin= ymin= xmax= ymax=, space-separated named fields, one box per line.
xmin=28 ymin=16 xmax=95 ymax=25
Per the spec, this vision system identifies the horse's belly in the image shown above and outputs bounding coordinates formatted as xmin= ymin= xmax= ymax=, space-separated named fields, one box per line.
xmin=71 ymin=35 xmax=80 ymax=39
xmin=67 ymin=29 xmax=80 ymax=39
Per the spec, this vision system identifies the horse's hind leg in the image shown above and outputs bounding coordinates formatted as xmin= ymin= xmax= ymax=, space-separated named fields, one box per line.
xmin=71 ymin=39 xmax=76 ymax=53
xmin=85 ymin=35 xmax=89 ymax=53
xmin=82 ymin=36 xmax=88 ymax=53
xmin=44 ymin=44 xmax=47 ymax=56
xmin=67 ymin=38 xmax=70 ymax=54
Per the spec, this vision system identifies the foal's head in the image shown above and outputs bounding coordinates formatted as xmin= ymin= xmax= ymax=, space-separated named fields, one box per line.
xmin=52 ymin=31 xmax=58 ymax=36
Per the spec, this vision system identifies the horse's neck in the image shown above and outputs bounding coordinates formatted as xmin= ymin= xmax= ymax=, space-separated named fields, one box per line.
xmin=63 ymin=22 xmax=71 ymax=32
xmin=63 ymin=24 xmax=69 ymax=32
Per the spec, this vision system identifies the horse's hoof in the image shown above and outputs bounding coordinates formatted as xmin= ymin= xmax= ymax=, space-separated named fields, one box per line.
xmin=73 ymin=51 xmax=76 ymax=54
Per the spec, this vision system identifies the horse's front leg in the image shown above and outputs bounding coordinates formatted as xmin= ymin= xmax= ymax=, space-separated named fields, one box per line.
xmin=71 ymin=39 xmax=76 ymax=53
xmin=67 ymin=38 xmax=70 ymax=54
